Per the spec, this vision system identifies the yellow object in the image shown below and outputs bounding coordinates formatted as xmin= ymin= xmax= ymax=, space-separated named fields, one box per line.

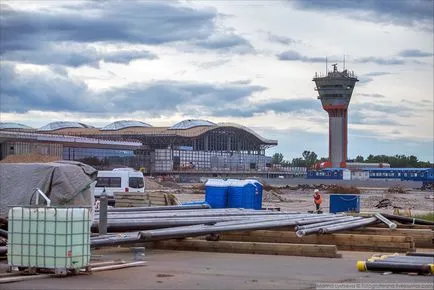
xmin=357 ymin=261 xmax=366 ymax=272
xmin=429 ymin=264 xmax=434 ymax=274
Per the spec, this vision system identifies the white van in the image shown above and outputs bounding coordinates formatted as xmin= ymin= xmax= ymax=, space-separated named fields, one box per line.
xmin=94 ymin=168 xmax=145 ymax=199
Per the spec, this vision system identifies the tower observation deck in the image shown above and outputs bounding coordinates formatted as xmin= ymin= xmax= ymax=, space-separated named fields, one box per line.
xmin=313 ymin=64 xmax=358 ymax=168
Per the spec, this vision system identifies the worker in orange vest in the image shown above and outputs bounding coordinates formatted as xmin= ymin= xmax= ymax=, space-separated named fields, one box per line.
xmin=313 ymin=189 xmax=322 ymax=211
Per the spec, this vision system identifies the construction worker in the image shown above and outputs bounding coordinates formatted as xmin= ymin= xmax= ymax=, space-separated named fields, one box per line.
xmin=313 ymin=189 xmax=322 ymax=211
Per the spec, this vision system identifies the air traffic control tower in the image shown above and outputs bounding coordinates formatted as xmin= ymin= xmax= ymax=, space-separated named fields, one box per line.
xmin=313 ymin=64 xmax=358 ymax=168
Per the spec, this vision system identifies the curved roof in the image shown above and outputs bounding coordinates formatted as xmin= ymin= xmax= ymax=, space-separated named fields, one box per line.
xmin=39 ymin=121 xmax=92 ymax=131
xmin=217 ymin=122 xmax=277 ymax=144
xmin=169 ymin=119 xmax=216 ymax=130
xmin=0 ymin=122 xmax=33 ymax=130
xmin=101 ymin=120 xmax=152 ymax=131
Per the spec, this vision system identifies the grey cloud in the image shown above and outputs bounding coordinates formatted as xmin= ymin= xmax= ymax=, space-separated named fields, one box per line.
xmin=291 ymin=0 xmax=433 ymax=31
xmin=193 ymin=34 xmax=255 ymax=54
xmin=0 ymin=2 xmax=216 ymax=51
xmin=401 ymin=99 xmax=434 ymax=109
xmin=267 ymin=33 xmax=297 ymax=45
xmin=230 ymin=80 xmax=252 ymax=85
xmin=277 ymin=50 xmax=325 ymax=63
xmin=349 ymin=111 xmax=404 ymax=126
xmin=103 ymin=50 xmax=158 ymax=64
xmin=211 ymin=99 xmax=320 ymax=118
xmin=357 ymin=93 xmax=386 ymax=98
xmin=363 ymin=72 xmax=391 ymax=77
xmin=398 ymin=49 xmax=433 ymax=58
xmin=0 ymin=63 xmax=89 ymax=113
xmin=352 ymin=102 xmax=415 ymax=117
xmin=358 ymin=72 xmax=392 ymax=85
xmin=355 ymin=57 xmax=405 ymax=65
xmin=195 ymin=59 xmax=231 ymax=69
xmin=1 ymin=44 xmax=157 ymax=67
xmin=0 ymin=63 xmax=265 ymax=114
xmin=1 ymin=1 xmax=253 ymax=66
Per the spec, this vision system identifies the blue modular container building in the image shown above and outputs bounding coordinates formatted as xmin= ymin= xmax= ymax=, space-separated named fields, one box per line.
xmin=306 ymin=168 xmax=351 ymax=180
xmin=205 ymin=179 xmax=228 ymax=208
xmin=329 ymin=194 xmax=360 ymax=213
xmin=363 ymin=168 xmax=434 ymax=182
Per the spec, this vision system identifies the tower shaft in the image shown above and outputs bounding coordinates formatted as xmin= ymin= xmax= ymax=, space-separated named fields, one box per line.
xmin=327 ymin=108 xmax=347 ymax=168
xmin=313 ymin=64 xmax=358 ymax=168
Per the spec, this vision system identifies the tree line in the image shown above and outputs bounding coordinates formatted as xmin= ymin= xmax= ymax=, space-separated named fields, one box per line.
xmin=272 ymin=151 xmax=432 ymax=168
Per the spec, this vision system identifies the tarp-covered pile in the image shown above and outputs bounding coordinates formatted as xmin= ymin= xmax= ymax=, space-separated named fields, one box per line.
xmin=0 ymin=161 xmax=97 ymax=218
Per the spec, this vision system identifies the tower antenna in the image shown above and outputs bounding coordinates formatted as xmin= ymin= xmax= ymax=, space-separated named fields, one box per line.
xmin=325 ymin=56 xmax=328 ymax=75
xmin=343 ymin=55 xmax=346 ymax=70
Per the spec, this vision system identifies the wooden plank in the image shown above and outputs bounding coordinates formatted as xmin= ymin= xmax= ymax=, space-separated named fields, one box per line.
xmin=369 ymin=223 xmax=434 ymax=230
xmin=149 ymin=201 xmax=167 ymax=206
xmin=153 ymin=239 xmax=340 ymax=258
xmin=339 ymin=227 xmax=434 ymax=248
xmin=218 ymin=235 xmax=412 ymax=252
xmin=148 ymin=196 xmax=167 ymax=202
xmin=231 ymin=231 xmax=412 ymax=243
xmin=148 ymin=193 xmax=168 ymax=199
xmin=218 ymin=231 xmax=415 ymax=252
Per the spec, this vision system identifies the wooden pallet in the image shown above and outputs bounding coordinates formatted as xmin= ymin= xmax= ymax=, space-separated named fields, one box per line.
xmin=114 ymin=191 xmax=179 ymax=207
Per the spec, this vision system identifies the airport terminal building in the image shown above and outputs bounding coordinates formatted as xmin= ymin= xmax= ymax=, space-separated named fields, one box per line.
xmin=0 ymin=120 xmax=304 ymax=177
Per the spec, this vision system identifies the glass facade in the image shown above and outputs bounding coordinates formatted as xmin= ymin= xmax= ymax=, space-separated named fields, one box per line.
xmin=0 ymin=122 xmax=33 ymax=130
xmin=101 ymin=120 xmax=152 ymax=130
xmin=40 ymin=121 xmax=91 ymax=131
xmin=169 ymin=119 xmax=216 ymax=130
xmin=63 ymin=147 xmax=145 ymax=169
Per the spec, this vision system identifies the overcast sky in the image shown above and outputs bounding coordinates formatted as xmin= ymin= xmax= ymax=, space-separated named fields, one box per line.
xmin=1 ymin=0 xmax=433 ymax=161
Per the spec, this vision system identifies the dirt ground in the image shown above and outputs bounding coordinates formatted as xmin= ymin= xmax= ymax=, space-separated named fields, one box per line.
xmin=173 ymin=185 xmax=434 ymax=215
xmin=2 ymin=249 xmax=433 ymax=290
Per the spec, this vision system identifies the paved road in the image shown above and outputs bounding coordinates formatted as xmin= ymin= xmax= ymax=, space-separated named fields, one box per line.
xmin=2 ymin=250 xmax=433 ymax=290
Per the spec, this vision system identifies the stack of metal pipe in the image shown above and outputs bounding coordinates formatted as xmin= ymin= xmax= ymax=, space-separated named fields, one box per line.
xmin=92 ymin=208 xmax=305 ymax=232
xmin=357 ymin=253 xmax=434 ymax=274
xmin=89 ymin=204 xmax=384 ymax=247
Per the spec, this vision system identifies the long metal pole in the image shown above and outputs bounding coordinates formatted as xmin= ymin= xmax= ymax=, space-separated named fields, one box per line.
xmin=101 ymin=204 xmax=210 ymax=212
xmin=93 ymin=213 xmax=340 ymax=232
xmin=406 ymin=252 xmax=434 ymax=258
xmin=380 ymin=213 xmax=434 ymax=226
xmin=319 ymin=217 xmax=377 ymax=234
xmin=140 ymin=214 xmax=347 ymax=241
xmin=99 ymin=195 xmax=108 ymax=235
xmin=96 ymin=211 xmax=305 ymax=220
xmin=374 ymin=213 xmax=397 ymax=229
xmin=361 ymin=261 xmax=433 ymax=274
xmin=295 ymin=216 xmax=358 ymax=231
xmin=296 ymin=217 xmax=364 ymax=237
xmin=91 ymin=233 xmax=141 ymax=247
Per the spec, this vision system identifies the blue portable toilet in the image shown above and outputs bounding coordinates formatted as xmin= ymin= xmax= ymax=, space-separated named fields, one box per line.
xmin=245 ymin=179 xmax=263 ymax=210
xmin=205 ymin=179 xmax=228 ymax=208
xmin=329 ymin=194 xmax=360 ymax=213
xmin=227 ymin=180 xmax=256 ymax=209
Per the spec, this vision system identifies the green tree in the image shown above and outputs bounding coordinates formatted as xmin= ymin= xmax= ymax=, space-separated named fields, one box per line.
xmin=281 ymin=160 xmax=292 ymax=167
xmin=355 ymin=155 xmax=364 ymax=162
xmin=355 ymin=154 xmax=431 ymax=168
xmin=271 ymin=153 xmax=284 ymax=165
xmin=291 ymin=157 xmax=306 ymax=167
xmin=302 ymin=150 xmax=318 ymax=167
